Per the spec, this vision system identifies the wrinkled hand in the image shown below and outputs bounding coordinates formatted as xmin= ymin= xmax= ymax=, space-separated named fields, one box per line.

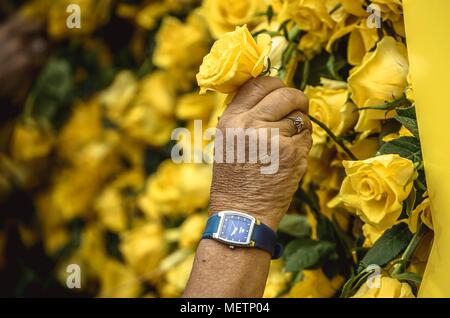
xmin=210 ymin=77 xmax=312 ymax=230
xmin=0 ymin=14 xmax=47 ymax=99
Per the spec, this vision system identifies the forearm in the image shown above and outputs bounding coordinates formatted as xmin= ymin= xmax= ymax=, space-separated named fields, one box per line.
xmin=182 ymin=238 xmax=271 ymax=298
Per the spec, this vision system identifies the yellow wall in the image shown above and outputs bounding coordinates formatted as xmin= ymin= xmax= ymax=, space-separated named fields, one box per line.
xmin=403 ymin=0 xmax=450 ymax=297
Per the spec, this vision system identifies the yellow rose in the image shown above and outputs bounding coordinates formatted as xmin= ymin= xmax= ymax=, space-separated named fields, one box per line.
xmin=153 ymin=14 xmax=209 ymax=72
xmin=352 ymin=276 xmax=415 ymax=298
xmin=10 ymin=120 xmax=54 ymax=162
xmin=348 ymin=22 xmax=379 ymax=65
xmin=372 ymin=0 xmax=403 ymax=21
xmin=362 ymin=224 xmax=385 ymax=248
xmin=298 ymin=33 xmax=323 ymax=59
xmin=138 ymin=160 xmax=212 ymax=219
xmin=408 ymin=198 xmax=433 ymax=234
xmin=340 ymin=154 xmax=414 ymax=231
xmin=98 ymin=259 xmax=142 ymax=298
xmin=286 ymin=269 xmax=344 ymax=298
xmin=279 ymin=0 xmax=335 ymax=42
xmin=179 ymin=214 xmax=208 ymax=248
xmin=305 ymin=85 xmax=357 ymax=144
xmin=119 ymin=223 xmax=167 ymax=279
xmin=201 ymin=0 xmax=266 ymax=39
xmin=263 ymin=260 xmax=292 ymax=298
xmin=348 ymin=36 xmax=409 ymax=132
xmin=196 ymin=25 xmax=271 ymax=94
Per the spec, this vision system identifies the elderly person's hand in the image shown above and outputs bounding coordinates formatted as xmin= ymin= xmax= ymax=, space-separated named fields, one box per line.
xmin=184 ymin=76 xmax=312 ymax=298
xmin=0 ymin=14 xmax=47 ymax=100
xmin=210 ymin=76 xmax=312 ymax=230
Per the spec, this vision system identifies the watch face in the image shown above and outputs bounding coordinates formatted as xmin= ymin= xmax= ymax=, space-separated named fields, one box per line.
xmin=218 ymin=213 xmax=253 ymax=244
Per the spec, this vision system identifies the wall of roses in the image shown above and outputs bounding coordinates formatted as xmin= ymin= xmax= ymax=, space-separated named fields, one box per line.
xmin=0 ymin=0 xmax=437 ymax=298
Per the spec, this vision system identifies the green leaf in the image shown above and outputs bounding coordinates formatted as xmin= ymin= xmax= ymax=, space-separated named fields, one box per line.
xmin=395 ymin=106 xmax=420 ymax=138
xmin=377 ymin=136 xmax=422 ymax=163
xmin=278 ymin=214 xmax=311 ymax=238
xmin=284 ymin=238 xmax=336 ymax=272
xmin=391 ymin=271 xmax=422 ymax=285
xmin=359 ymin=223 xmax=412 ymax=272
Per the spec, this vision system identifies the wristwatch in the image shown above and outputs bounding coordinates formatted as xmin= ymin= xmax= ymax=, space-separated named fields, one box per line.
xmin=202 ymin=211 xmax=283 ymax=259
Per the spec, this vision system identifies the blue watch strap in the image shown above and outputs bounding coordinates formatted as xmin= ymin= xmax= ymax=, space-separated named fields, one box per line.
xmin=202 ymin=214 xmax=221 ymax=239
xmin=201 ymin=213 xmax=283 ymax=259
xmin=251 ymin=223 xmax=283 ymax=259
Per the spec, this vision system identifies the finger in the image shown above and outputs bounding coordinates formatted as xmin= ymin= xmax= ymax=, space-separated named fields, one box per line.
xmin=250 ymin=87 xmax=309 ymax=122
xmin=291 ymin=128 xmax=313 ymax=159
xmin=226 ymin=76 xmax=285 ymax=113
xmin=270 ymin=110 xmax=311 ymax=137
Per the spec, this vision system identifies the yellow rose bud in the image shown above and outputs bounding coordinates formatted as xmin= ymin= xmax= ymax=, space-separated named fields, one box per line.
xmin=196 ymin=25 xmax=272 ymax=94
xmin=201 ymin=0 xmax=266 ymax=39
xmin=408 ymin=198 xmax=433 ymax=233
xmin=340 ymin=154 xmax=414 ymax=231
xmin=348 ymin=22 xmax=379 ymax=66
xmin=305 ymin=85 xmax=357 ymax=144
xmin=352 ymin=276 xmax=415 ymax=298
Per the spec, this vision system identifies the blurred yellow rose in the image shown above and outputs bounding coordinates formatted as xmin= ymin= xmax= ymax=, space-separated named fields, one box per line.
xmin=98 ymin=259 xmax=142 ymax=298
xmin=153 ymin=14 xmax=209 ymax=73
xmin=196 ymin=25 xmax=271 ymax=94
xmin=138 ymin=160 xmax=212 ymax=219
xmin=305 ymin=85 xmax=357 ymax=144
xmin=286 ymin=269 xmax=344 ymax=298
xmin=362 ymin=223 xmax=385 ymax=248
xmin=120 ymin=223 xmax=167 ymax=280
xmin=57 ymin=97 xmax=104 ymax=160
xmin=100 ymin=71 xmax=139 ymax=125
xmin=352 ymin=276 xmax=414 ymax=298
xmin=263 ymin=260 xmax=292 ymax=298
xmin=348 ymin=36 xmax=409 ymax=132
xmin=201 ymin=0 xmax=266 ymax=39
xmin=95 ymin=169 xmax=144 ymax=233
xmin=179 ymin=214 xmax=208 ymax=248
xmin=10 ymin=120 xmax=54 ymax=162
xmin=48 ymin=0 xmax=113 ymax=39
xmin=101 ymin=70 xmax=177 ymax=146
xmin=160 ymin=253 xmax=195 ymax=297
xmin=175 ymin=92 xmax=219 ymax=121
xmin=340 ymin=154 xmax=414 ymax=231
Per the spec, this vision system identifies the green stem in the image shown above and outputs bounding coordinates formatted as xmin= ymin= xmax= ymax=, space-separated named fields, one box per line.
xmin=308 ymin=115 xmax=358 ymax=161
xmin=391 ymin=223 xmax=428 ymax=275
